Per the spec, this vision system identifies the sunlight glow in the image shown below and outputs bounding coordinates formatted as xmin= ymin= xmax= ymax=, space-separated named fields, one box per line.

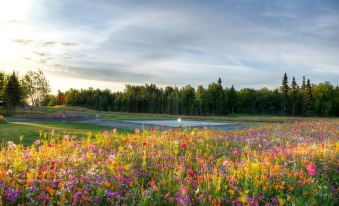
xmin=0 ymin=0 xmax=33 ymax=68
xmin=0 ymin=0 xmax=30 ymax=23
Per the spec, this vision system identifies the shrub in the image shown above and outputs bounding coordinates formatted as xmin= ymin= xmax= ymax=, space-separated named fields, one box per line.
xmin=0 ymin=115 xmax=6 ymax=123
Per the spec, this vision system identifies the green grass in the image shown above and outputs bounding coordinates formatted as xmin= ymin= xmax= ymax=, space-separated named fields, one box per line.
xmin=0 ymin=121 xmax=131 ymax=146
xmin=22 ymin=106 xmax=338 ymax=123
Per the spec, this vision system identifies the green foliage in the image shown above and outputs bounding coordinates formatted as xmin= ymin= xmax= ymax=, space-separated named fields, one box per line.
xmin=21 ymin=69 xmax=51 ymax=107
xmin=0 ymin=115 xmax=6 ymax=124
xmin=52 ymin=75 xmax=338 ymax=117
xmin=226 ymin=85 xmax=237 ymax=114
xmin=2 ymin=69 xmax=336 ymax=117
xmin=312 ymin=82 xmax=336 ymax=116
xmin=207 ymin=80 xmax=225 ymax=115
xmin=289 ymin=77 xmax=299 ymax=116
xmin=0 ymin=71 xmax=5 ymax=96
xmin=3 ymin=72 xmax=23 ymax=111
xmin=180 ymin=85 xmax=195 ymax=115
xmin=280 ymin=73 xmax=289 ymax=115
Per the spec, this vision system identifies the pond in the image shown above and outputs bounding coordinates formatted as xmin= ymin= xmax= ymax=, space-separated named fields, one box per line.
xmin=125 ymin=120 xmax=236 ymax=127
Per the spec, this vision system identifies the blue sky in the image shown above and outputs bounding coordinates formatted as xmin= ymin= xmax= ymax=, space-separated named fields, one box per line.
xmin=0 ymin=0 xmax=338 ymax=92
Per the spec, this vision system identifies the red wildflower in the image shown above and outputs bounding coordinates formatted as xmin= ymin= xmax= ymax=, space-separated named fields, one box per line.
xmin=142 ymin=141 xmax=147 ymax=146
xmin=232 ymin=150 xmax=238 ymax=156
xmin=188 ymin=170 xmax=196 ymax=177
xmin=51 ymin=161 xmax=55 ymax=169
xmin=181 ymin=143 xmax=187 ymax=149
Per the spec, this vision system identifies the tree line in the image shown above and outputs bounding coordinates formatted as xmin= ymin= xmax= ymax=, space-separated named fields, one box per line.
xmin=0 ymin=70 xmax=50 ymax=111
xmin=1 ymin=70 xmax=338 ymax=116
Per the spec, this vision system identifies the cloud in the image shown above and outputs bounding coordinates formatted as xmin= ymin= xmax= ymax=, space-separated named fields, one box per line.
xmin=6 ymin=20 xmax=27 ymax=25
xmin=62 ymin=42 xmax=77 ymax=46
xmin=48 ymin=64 xmax=151 ymax=83
xmin=12 ymin=39 xmax=33 ymax=45
xmin=2 ymin=0 xmax=339 ymax=92
xmin=33 ymin=51 xmax=46 ymax=57
xmin=41 ymin=41 xmax=56 ymax=46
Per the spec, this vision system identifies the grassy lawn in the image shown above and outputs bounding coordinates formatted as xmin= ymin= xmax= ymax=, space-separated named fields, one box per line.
xmin=30 ymin=106 xmax=292 ymax=122
xmin=0 ymin=121 xmax=131 ymax=146
xmin=11 ymin=106 xmax=339 ymax=123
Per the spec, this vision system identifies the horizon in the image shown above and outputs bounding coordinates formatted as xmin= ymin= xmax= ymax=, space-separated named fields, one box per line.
xmin=1 ymin=0 xmax=339 ymax=93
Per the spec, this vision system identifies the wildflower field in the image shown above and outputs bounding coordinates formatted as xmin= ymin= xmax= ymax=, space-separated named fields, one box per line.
xmin=0 ymin=120 xmax=338 ymax=205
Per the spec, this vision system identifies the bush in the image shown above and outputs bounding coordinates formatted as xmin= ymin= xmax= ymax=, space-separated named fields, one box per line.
xmin=0 ymin=115 xmax=6 ymax=123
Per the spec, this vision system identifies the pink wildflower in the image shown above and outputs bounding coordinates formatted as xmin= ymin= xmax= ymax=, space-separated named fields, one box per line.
xmin=108 ymin=154 xmax=115 ymax=162
xmin=180 ymin=186 xmax=188 ymax=195
xmin=135 ymin=129 xmax=141 ymax=135
xmin=102 ymin=130 xmax=109 ymax=138
xmin=35 ymin=139 xmax=41 ymax=146
xmin=306 ymin=162 xmax=316 ymax=177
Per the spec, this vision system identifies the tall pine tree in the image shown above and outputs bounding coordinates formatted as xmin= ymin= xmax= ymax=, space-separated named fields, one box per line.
xmin=216 ymin=78 xmax=225 ymax=114
xmin=227 ymin=85 xmax=237 ymax=114
xmin=305 ymin=79 xmax=313 ymax=116
xmin=0 ymin=71 xmax=5 ymax=98
xmin=300 ymin=76 xmax=307 ymax=115
xmin=280 ymin=73 xmax=289 ymax=116
xmin=290 ymin=77 xmax=298 ymax=116
xmin=4 ymin=72 xmax=23 ymax=111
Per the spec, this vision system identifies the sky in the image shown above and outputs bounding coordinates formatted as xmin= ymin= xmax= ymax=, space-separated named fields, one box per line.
xmin=0 ymin=0 xmax=338 ymax=93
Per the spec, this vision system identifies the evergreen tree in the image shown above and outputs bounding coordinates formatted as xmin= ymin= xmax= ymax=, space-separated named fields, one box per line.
xmin=0 ymin=71 xmax=5 ymax=98
xmin=0 ymin=71 xmax=5 ymax=106
xmin=227 ymin=85 xmax=237 ymax=114
xmin=290 ymin=77 xmax=298 ymax=116
xmin=300 ymin=76 xmax=306 ymax=115
xmin=195 ymin=85 xmax=208 ymax=115
xmin=3 ymin=72 xmax=23 ymax=111
xmin=25 ymin=71 xmax=336 ymax=117
xmin=280 ymin=73 xmax=289 ymax=115
xmin=334 ymin=86 xmax=339 ymax=116
xmin=217 ymin=77 xmax=222 ymax=86
xmin=305 ymin=79 xmax=313 ymax=116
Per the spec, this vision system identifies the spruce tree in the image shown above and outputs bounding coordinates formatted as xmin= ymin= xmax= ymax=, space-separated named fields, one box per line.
xmin=305 ymin=79 xmax=313 ymax=116
xmin=300 ymin=76 xmax=307 ymax=115
xmin=217 ymin=77 xmax=222 ymax=86
xmin=4 ymin=72 xmax=22 ymax=111
xmin=227 ymin=85 xmax=237 ymax=114
xmin=290 ymin=77 xmax=298 ymax=116
xmin=280 ymin=73 xmax=289 ymax=116
xmin=0 ymin=71 xmax=4 ymax=98
xmin=216 ymin=78 xmax=225 ymax=114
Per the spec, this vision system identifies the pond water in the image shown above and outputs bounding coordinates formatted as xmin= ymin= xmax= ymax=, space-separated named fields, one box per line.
xmin=125 ymin=120 xmax=235 ymax=127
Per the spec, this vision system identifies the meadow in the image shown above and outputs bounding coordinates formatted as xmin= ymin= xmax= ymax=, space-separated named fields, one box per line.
xmin=0 ymin=119 xmax=338 ymax=205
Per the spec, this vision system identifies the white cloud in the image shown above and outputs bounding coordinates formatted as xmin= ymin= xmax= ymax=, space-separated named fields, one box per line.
xmin=0 ymin=0 xmax=338 ymax=93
